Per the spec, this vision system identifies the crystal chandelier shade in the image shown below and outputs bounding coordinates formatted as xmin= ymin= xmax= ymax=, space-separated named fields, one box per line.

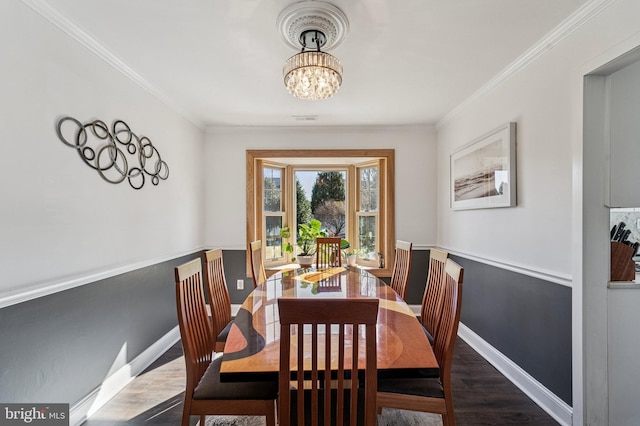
xmin=277 ymin=1 xmax=348 ymax=101
xmin=283 ymin=50 xmax=343 ymax=101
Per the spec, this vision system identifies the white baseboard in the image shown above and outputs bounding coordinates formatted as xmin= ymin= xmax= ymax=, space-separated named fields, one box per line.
xmin=231 ymin=303 xmax=242 ymax=316
xmin=408 ymin=304 xmax=421 ymax=316
xmin=457 ymin=323 xmax=573 ymax=426
xmin=69 ymin=326 xmax=181 ymax=426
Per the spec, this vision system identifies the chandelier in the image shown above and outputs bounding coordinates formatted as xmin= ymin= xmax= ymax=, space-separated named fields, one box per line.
xmin=277 ymin=1 xmax=349 ymax=101
xmin=283 ymin=30 xmax=342 ymax=100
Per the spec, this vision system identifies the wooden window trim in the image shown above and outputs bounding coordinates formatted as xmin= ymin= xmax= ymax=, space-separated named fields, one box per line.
xmin=260 ymin=163 xmax=287 ymax=265
xmin=247 ymin=149 xmax=395 ymax=278
xmin=355 ymin=162 xmax=382 ymax=267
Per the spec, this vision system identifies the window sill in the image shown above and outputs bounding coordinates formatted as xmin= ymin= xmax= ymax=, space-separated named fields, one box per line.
xmin=360 ymin=267 xmax=392 ymax=278
xmin=266 ymin=263 xmax=392 ymax=279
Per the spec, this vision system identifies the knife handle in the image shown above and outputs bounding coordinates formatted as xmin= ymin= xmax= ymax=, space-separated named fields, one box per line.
xmin=614 ymin=222 xmax=627 ymax=242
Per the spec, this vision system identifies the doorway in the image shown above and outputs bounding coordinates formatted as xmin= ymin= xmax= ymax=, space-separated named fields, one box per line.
xmin=582 ymin=46 xmax=640 ymax=425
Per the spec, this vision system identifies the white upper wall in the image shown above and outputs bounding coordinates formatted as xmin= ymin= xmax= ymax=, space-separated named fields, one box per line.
xmin=436 ymin=0 xmax=640 ymax=281
xmin=204 ymin=125 xmax=437 ymax=249
xmin=0 ymin=1 xmax=205 ymax=298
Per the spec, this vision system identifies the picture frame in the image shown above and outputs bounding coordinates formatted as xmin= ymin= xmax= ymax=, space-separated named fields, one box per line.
xmin=450 ymin=122 xmax=516 ymax=210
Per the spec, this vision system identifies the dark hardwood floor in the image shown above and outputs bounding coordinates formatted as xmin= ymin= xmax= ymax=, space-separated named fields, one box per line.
xmin=84 ymin=338 xmax=559 ymax=425
xmin=450 ymin=340 xmax=559 ymax=425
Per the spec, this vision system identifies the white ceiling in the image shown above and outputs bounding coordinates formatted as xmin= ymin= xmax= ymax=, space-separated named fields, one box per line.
xmin=42 ymin=0 xmax=590 ymax=128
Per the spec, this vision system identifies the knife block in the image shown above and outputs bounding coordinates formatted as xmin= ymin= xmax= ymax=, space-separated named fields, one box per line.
xmin=611 ymin=241 xmax=636 ymax=281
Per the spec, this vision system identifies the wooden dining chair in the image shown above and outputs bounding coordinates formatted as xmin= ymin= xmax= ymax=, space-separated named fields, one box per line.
xmin=204 ymin=248 xmax=233 ymax=353
xmin=389 ymin=240 xmax=413 ymax=300
xmin=278 ymin=298 xmax=379 ymax=426
xmin=315 ymin=237 xmax=342 ymax=268
xmin=175 ymin=258 xmax=277 ymax=426
xmin=250 ymin=240 xmax=267 ymax=288
xmin=420 ymin=248 xmax=450 ymax=344
xmin=377 ymin=258 xmax=463 ymax=426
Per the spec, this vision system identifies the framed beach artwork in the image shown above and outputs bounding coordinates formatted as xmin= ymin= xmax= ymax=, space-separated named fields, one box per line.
xmin=450 ymin=122 xmax=516 ymax=210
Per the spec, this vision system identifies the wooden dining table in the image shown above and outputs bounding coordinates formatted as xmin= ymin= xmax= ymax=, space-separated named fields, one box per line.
xmin=220 ymin=266 xmax=438 ymax=381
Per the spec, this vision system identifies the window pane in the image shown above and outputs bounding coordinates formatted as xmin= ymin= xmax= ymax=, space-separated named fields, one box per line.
xmin=264 ymin=168 xmax=281 ymax=212
xmin=293 ymin=171 xmax=314 ymax=229
xmin=360 ymin=167 xmax=378 ymax=211
xmin=296 ymin=170 xmax=347 ymax=238
xmin=358 ymin=215 xmax=377 ymax=259
xmin=265 ymin=215 xmax=283 ymax=260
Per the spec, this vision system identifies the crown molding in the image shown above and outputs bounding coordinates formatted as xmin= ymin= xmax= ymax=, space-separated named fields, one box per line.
xmin=20 ymin=0 xmax=206 ymax=130
xmin=436 ymin=0 xmax=617 ymax=129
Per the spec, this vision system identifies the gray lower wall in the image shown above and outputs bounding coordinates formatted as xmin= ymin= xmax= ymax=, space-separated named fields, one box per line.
xmin=451 ymin=255 xmax=572 ymax=405
xmin=0 ymin=251 xmax=202 ymax=406
xmin=218 ymin=250 xmax=258 ymax=304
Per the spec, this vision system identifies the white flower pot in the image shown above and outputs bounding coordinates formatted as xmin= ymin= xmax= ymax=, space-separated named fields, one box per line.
xmin=297 ymin=255 xmax=314 ymax=267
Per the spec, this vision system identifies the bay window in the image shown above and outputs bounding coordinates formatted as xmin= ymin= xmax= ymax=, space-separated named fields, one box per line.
xmin=247 ymin=150 xmax=394 ymax=277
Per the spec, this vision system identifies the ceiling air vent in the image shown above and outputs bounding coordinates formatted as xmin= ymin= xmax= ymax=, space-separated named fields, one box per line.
xmin=292 ymin=115 xmax=318 ymax=121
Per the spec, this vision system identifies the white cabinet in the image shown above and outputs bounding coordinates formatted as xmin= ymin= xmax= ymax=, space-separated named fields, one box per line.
xmin=608 ymin=287 xmax=640 ymax=425
xmin=609 ymin=59 xmax=640 ymax=207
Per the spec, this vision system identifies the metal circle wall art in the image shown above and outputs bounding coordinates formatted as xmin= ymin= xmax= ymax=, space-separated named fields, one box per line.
xmin=56 ymin=116 xmax=169 ymax=190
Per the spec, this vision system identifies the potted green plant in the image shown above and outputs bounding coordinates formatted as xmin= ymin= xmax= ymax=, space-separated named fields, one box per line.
xmin=343 ymin=246 xmax=365 ymax=266
xmin=344 ymin=251 xmax=356 ymax=266
xmin=339 ymin=240 xmax=354 ymax=265
xmin=280 ymin=219 xmax=328 ymax=267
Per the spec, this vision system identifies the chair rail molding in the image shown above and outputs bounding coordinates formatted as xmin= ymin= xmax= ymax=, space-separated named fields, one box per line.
xmin=439 ymin=246 xmax=572 ymax=287
xmin=0 ymin=247 xmax=207 ymax=309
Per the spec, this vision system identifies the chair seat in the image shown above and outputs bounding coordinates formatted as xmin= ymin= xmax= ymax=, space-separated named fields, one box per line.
xmin=216 ymin=319 xmax=234 ymax=344
xmin=377 ymin=368 xmax=439 ymax=381
xmin=194 ymin=357 xmax=278 ymax=401
xmin=377 ymin=377 xmax=444 ymax=399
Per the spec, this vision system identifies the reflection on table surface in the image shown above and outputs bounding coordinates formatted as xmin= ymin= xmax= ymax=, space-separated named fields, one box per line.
xmin=220 ymin=266 xmax=438 ymax=380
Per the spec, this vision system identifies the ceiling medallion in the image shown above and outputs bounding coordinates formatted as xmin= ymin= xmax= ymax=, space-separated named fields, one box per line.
xmin=277 ymin=1 xmax=349 ymax=101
